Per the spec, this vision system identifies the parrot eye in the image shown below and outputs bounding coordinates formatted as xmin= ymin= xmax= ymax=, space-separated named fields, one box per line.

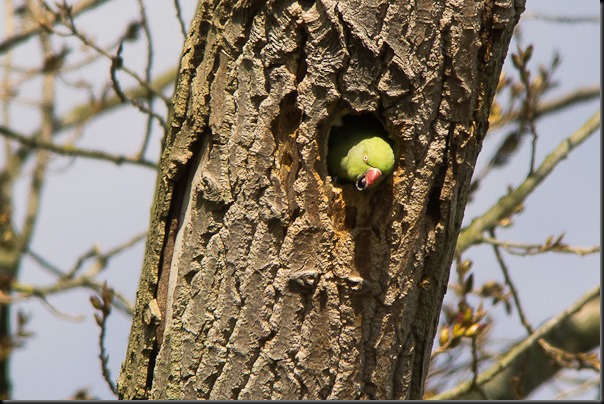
xmin=363 ymin=155 xmax=368 ymax=162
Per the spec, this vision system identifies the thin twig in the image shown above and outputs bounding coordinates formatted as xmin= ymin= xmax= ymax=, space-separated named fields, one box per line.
xmin=0 ymin=124 xmax=157 ymax=168
xmin=54 ymin=4 xmax=171 ymax=107
xmin=109 ymin=42 xmax=127 ymax=102
xmin=521 ymin=13 xmax=599 ymax=24
xmin=91 ymin=283 xmax=117 ymax=395
xmin=23 ymin=249 xmax=64 ymax=277
xmin=98 ymin=309 xmax=117 ymax=395
xmin=22 ymin=231 xmax=146 ymax=315
xmin=33 ymin=293 xmax=84 ymax=322
xmin=2 ymin=0 xmax=16 ymax=161
xmin=480 ymin=235 xmax=600 ymax=257
xmin=55 ymin=66 xmax=177 ymax=134
xmin=12 ymin=276 xmax=134 ymax=316
xmin=512 ymin=44 xmax=539 ymax=174
xmin=489 ymin=229 xmax=533 ymax=335
xmin=136 ymin=0 xmax=157 ymax=159
xmin=109 ymin=41 xmax=167 ymax=129
xmin=16 ymin=3 xmax=56 ymax=258
xmin=173 ymin=0 xmax=188 ymax=39
xmin=470 ymin=337 xmax=488 ymax=399
xmin=553 ymin=376 xmax=600 ymax=400
xmin=66 ymin=246 xmax=101 ymax=279
xmin=66 ymin=231 xmax=147 ymax=278
xmin=0 ymin=0 xmax=111 ymax=55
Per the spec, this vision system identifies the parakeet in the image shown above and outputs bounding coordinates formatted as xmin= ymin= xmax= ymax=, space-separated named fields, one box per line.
xmin=327 ymin=116 xmax=395 ymax=191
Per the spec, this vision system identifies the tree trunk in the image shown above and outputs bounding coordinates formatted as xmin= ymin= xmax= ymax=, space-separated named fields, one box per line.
xmin=118 ymin=0 xmax=524 ymax=399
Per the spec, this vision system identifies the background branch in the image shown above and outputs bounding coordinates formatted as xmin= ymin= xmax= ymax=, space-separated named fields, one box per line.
xmin=0 ymin=124 xmax=157 ymax=168
xmin=0 ymin=0 xmax=111 ymax=55
xmin=456 ymin=110 xmax=600 ymax=255
xmin=431 ymin=286 xmax=600 ymax=400
xmin=489 ymin=85 xmax=600 ymax=130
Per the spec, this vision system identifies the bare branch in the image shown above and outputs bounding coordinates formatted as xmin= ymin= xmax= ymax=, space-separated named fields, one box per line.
xmin=470 ymin=337 xmax=488 ymax=399
xmin=17 ymin=12 xmax=55 ymax=255
xmin=456 ymin=111 xmax=600 ymax=255
xmin=0 ymin=124 xmax=157 ymax=169
xmin=510 ymin=44 xmax=540 ymax=174
xmin=65 ymin=231 xmax=147 ymax=279
xmin=521 ymin=13 xmax=599 ymax=24
xmin=1 ymin=0 xmax=16 ymax=161
xmin=480 ymin=235 xmax=600 ymax=257
xmin=107 ymin=41 xmax=166 ymax=129
xmin=135 ymin=0 xmax=157 ymax=158
xmin=430 ymin=286 xmax=600 ymax=400
xmin=553 ymin=376 xmax=600 ymax=400
xmin=489 ymin=85 xmax=600 ymax=131
xmin=173 ymin=0 xmax=188 ymax=39
xmin=91 ymin=283 xmax=117 ymax=395
xmin=48 ymin=5 xmax=171 ymax=107
xmin=489 ymin=229 xmax=533 ymax=335
xmin=0 ymin=0 xmax=111 ymax=55
xmin=21 ymin=232 xmax=146 ymax=315
xmin=55 ymin=66 xmax=177 ymax=135
xmin=3 ymin=66 xmax=175 ymax=173
xmin=32 ymin=292 xmax=85 ymax=322
xmin=12 ymin=276 xmax=134 ymax=316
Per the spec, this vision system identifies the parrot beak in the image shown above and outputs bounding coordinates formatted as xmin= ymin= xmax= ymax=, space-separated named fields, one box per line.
xmin=356 ymin=168 xmax=382 ymax=190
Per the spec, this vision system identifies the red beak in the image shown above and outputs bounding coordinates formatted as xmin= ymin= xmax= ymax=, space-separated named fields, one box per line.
xmin=356 ymin=168 xmax=382 ymax=190
xmin=365 ymin=167 xmax=382 ymax=188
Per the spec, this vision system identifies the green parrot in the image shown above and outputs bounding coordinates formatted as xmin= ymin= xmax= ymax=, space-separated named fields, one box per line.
xmin=327 ymin=116 xmax=395 ymax=191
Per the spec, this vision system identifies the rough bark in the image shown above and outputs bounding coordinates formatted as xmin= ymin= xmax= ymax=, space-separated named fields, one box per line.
xmin=118 ymin=0 xmax=525 ymax=399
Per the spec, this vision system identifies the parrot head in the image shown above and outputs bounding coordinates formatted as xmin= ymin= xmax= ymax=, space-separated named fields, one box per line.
xmin=327 ymin=114 xmax=396 ymax=191
xmin=349 ymin=136 xmax=395 ymax=190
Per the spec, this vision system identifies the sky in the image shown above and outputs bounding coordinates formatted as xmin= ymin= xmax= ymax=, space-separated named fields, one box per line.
xmin=1 ymin=0 xmax=600 ymax=400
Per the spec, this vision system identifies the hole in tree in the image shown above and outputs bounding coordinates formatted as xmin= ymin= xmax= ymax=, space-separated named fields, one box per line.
xmin=327 ymin=114 xmax=394 ymax=190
